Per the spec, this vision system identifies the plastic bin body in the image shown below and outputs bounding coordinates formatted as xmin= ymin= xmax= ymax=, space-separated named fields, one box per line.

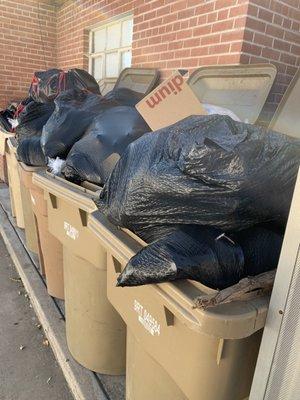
xmin=5 ymin=138 xmax=24 ymax=228
xmin=0 ymin=130 xmax=12 ymax=184
xmin=18 ymin=163 xmax=39 ymax=253
xmin=20 ymin=163 xmax=64 ymax=299
xmin=0 ymin=154 xmax=8 ymax=184
xmin=88 ymin=212 xmax=269 ymax=400
xmin=33 ymin=171 xmax=126 ymax=374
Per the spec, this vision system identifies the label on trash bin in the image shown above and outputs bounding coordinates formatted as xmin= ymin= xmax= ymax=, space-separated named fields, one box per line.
xmin=134 ymin=299 xmax=161 ymax=336
xmin=64 ymin=222 xmax=79 ymax=240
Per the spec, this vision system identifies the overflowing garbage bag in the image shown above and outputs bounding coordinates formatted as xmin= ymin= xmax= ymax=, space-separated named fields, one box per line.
xmin=99 ymin=114 xmax=300 ymax=234
xmin=29 ymin=68 xmax=100 ymax=103
xmin=104 ymin=88 xmax=144 ymax=107
xmin=15 ymin=101 xmax=55 ymax=139
xmin=41 ymin=88 xmax=117 ymax=159
xmin=117 ymin=225 xmax=283 ymax=288
xmin=17 ymin=136 xmax=47 ymax=166
xmin=62 ymin=106 xmax=150 ymax=184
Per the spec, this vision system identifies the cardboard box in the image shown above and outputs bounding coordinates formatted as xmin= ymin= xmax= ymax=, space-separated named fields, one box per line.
xmin=136 ymin=70 xmax=206 ymax=131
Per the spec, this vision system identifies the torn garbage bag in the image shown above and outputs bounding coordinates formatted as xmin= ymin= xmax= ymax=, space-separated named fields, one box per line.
xmin=117 ymin=225 xmax=283 ymax=288
xmin=62 ymin=106 xmax=150 ymax=184
xmin=29 ymin=68 xmax=100 ymax=103
xmin=103 ymin=88 xmax=144 ymax=107
xmin=15 ymin=101 xmax=55 ymax=139
xmin=17 ymin=136 xmax=47 ymax=167
xmin=41 ymin=89 xmax=118 ymax=159
xmin=99 ymin=114 xmax=300 ymax=233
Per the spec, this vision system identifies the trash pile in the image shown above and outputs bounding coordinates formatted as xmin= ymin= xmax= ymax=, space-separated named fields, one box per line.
xmin=98 ymin=114 xmax=300 ymax=288
xmin=1 ymin=68 xmax=150 ymax=176
xmin=1 ymin=67 xmax=299 ymax=291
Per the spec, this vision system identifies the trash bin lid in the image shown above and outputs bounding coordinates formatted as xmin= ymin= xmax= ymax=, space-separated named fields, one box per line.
xmin=88 ymin=211 xmax=269 ymax=339
xmin=114 ymin=67 xmax=160 ymax=95
xmin=33 ymin=171 xmax=100 ymax=213
xmin=187 ymin=64 xmax=277 ymax=124
xmin=0 ymin=130 xmax=14 ymax=156
xmin=19 ymin=162 xmax=44 ymax=173
xmin=269 ymin=69 xmax=300 ymax=139
xmin=98 ymin=77 xmax=118 ymax=95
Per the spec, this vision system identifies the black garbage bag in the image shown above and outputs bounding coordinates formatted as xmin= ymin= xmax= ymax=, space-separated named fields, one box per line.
xmin=104 ymin=88 xmax=144 ymax=107
xmin=234 ymin=226 xmax=283 ymax=276
xmin=117 ymin=225 xmax=283 ymax=288
xmin=0 ymin=108 xmax=14 ymax=131
xmin=41 ymin=89 xmax=117 ymax=159
xmin=99 ymin=115 xmax=300 ymax=233
xmin=17 ymin=136 xmax=47 ymax=166
xmin=29 ymin=68 xmax=100 ymax=103
xmin=15 ymin=101 xmax=55 ymax=139
xmin=62 ymin=106 xmax=150 ymax=184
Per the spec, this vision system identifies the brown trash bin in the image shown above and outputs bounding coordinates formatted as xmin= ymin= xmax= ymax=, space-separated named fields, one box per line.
xmin=5 ymin=137 xmax=25 ymax=228
xmin=19 ymin=163 xmax=64 ymax=299
xmin=18 ymin=163 xmax=39 ymax=254
xmin=33 ymin=171 xmax=126 ymax=374
xmin=0 ymin=129 xmax=13 ymax=184
xmin=88 ymin=212 xmax=270 ymax=400
xmin=0 ymin=154 xmax=9 ymax=184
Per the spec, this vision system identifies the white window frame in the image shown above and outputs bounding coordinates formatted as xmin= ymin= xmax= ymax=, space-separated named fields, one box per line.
xmin=88 ymin=14 xmax=133 ymax=85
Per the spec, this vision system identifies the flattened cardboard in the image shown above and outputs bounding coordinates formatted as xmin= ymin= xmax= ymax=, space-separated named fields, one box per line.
xmin=136 ymin=71 xmax=206 ymax=131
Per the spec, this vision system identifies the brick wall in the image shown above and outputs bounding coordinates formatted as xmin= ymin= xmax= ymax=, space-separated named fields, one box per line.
xmin=56 ymin=0 xmax=250 ymax=77
xmin=0 ymin=0 xmax=299 ymax=125
xmin=131 ymin=0 xmax=249 ymax=79
xmin=241 ymin=0 xmax=300 ymax=123
xmin=0 ymin=0 xmax=57 ymax=108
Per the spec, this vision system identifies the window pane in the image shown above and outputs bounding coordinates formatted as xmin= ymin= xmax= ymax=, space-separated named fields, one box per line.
xmin=107 ymin=23 xmax=121 ymax=50
xmin=93 ymin=28 xmax=106 ymax=53
xmin=106 ymin=52 xmax=119 ymax=77
xmin=92 ymin=56 xmax=103 ymax=81
xmin=121 ymin=19 xmax=133 ymax=47
xmin=121 ymin=50 xmax=132 ymax=69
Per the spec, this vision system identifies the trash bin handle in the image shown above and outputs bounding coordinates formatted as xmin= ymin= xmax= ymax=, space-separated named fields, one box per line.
xmin=155 ymin=286 xmax=200 ymax=326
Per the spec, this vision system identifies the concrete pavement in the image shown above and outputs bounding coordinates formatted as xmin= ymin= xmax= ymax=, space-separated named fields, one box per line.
xmin=0 ymin=234 xmax=73 ymax=400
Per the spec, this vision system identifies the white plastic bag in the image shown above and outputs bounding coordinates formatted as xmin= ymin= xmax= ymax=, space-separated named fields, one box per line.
xmin=203 ymin=103 xmax=241 ymax=122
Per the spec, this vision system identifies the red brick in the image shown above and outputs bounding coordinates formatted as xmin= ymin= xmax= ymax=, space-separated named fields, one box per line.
xmin=274 ymin=39 xmax=291 ymax=52
xmin=182 ymin=58 xmax=198 ymax=67
xmin=169 ymin=41 xmax=184 ymax=50
xmin=280 ymin=53 xmax=298 ymax=66
xmin=254 ymin=32 xmax=273 ymax=47
xmin=261 ymin=47 xmax=281 ymax=61
xmin=201 ymin=34 xmax=221 ymax=46
xmin=183 ymin=38 xmax=200 ymax=48
xmin=174 ymin=49 xmax=191 ymax=58
xmin=242 ymin=42 xmax=262 ymax=56
xmin=193 ymin=25 xmax=211 ymax=36
xmin=212 ymin=20 xmax=234 ymax=32
xmin=170 ymin=0 xmax=187 ymax=13
xmin=176 ymin=29 xmax=192 ymax=39
xmin=190 ymin=47 xmax=209 ymax=57
xmin=209 ymin=43 xmax=230 ymax=54
xmin=229 ymin=4 xmax=249 ymax=18
xmin=221 ymin=30 xmax=244 ymax=42
xmin=257 ymin=7 xmax=273 ymax=22
xmin=218 ymin=53 xmax=241 ymax=64
xmin=266 ymin=25 xmax=284 ymax=39
xmin=218 ymin=9 xmax=229 ymax=20
xmin=246 ymin=17 xmax=266 ymax=33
